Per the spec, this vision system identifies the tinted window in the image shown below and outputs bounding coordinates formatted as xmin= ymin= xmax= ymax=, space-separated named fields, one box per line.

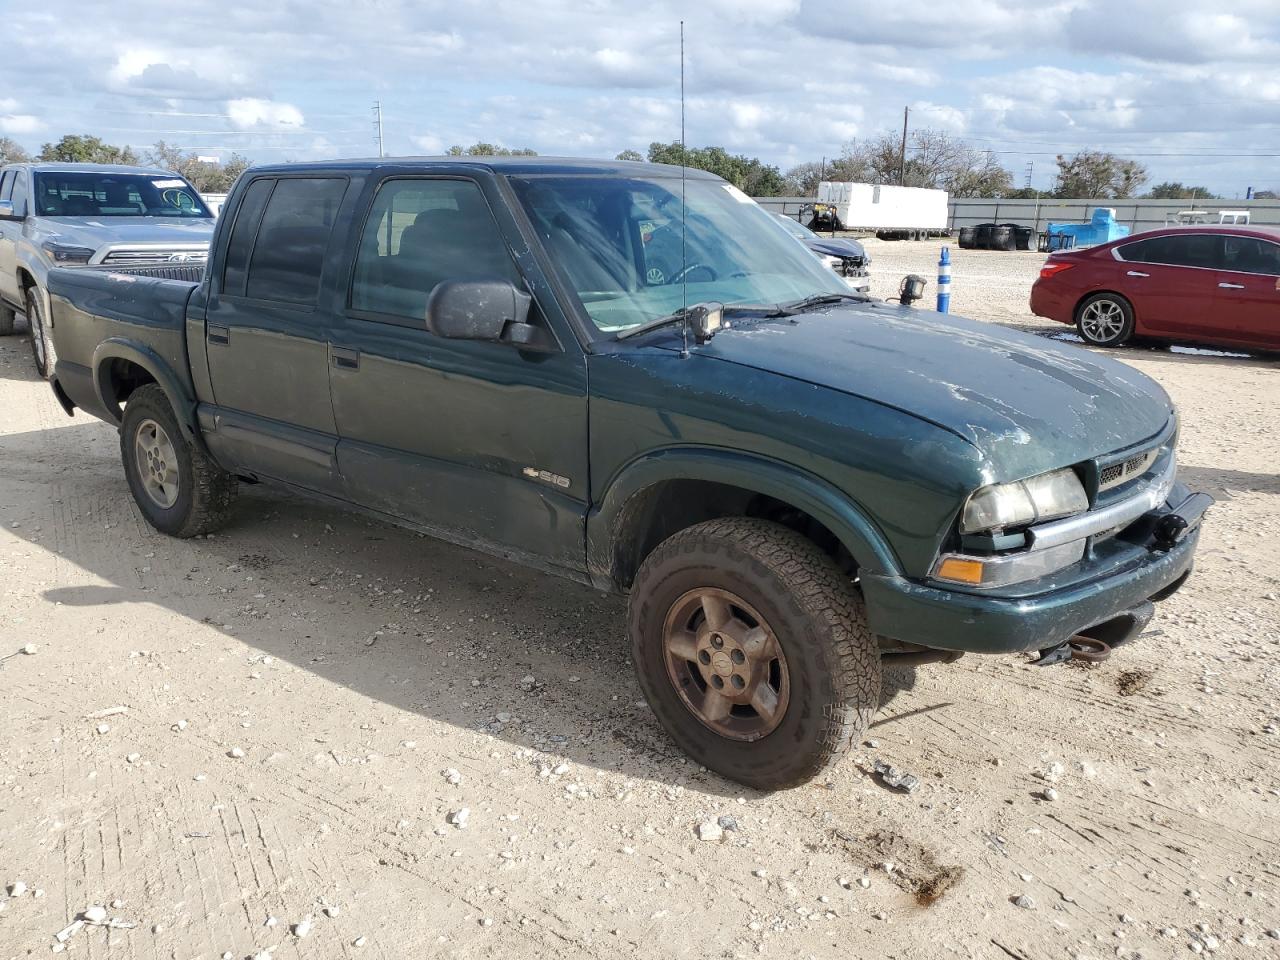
xmin=1119 ymin=233 xmax=1221 ymax=269
xmin=1221 ymin=235 xmax=1280 ymax=276
xmin=245 ymin=178 xmax=347 ymax=305
xmin=221 ymin=178 xmax=274 ymax=298
xmin=350 ymin=178 xmax=520 ymax=321
xmin=10 ymin=171 xmax=27 ymax=215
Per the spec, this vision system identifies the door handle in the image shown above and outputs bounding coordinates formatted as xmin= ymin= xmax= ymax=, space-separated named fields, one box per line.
xmin=331 ymin=346 xmax=360 ymax=370
xmin=207 ymin=324 xmax=230 ymax=345
xmin=1218 ymin=282 xmax=1245 ymax=290
xmin=1126 ymin=270 xmax=1149 ymax=277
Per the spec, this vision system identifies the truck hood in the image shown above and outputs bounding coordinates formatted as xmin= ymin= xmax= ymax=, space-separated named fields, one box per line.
xmin=35 ymin=216 xmax=215 ymax=249
xmin=803 ymin=236 xmax=868 ymax=264
xmin=694 ymin=301 xmax=1173 ymax=480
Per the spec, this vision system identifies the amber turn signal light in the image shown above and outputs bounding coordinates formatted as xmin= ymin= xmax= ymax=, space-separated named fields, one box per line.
xmin=935 ymin=557 xmax=985 ymax=585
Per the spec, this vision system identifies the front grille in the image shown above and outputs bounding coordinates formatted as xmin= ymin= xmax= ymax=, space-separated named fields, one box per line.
xmin=1098 ymin=448 xmax=1158 ymax=493
xmin=93 ymin=263 xmax=205 ymax=282
xmin=102 ymin=249 xmax=208 ymax=265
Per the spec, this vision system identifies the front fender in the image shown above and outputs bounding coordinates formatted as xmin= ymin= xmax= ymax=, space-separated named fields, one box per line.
xmin=92 ymin=338 xmax=199 ymax=441
xmin=587 ymin=446 xmax=902 ymax=589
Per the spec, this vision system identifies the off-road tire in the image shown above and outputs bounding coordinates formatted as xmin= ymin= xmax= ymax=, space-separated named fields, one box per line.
xmin=629 ymin=518 xmax=881 ymax=790
xmin=1075 ymin=292 xmax=1135 ymax=347
xmin=0 ymin=301 xmax=15 ymax=336
xmin=120 ymin=384 xmax=237 ymax=537
xmin=26 ymin=288 xmax=56 ymax=379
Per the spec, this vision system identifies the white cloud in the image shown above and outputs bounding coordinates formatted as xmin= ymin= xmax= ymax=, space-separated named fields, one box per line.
xmin=0 ymin=114 xmax=41 ymax=134
xmin=226 ymin=98 xmax=305 ymax=129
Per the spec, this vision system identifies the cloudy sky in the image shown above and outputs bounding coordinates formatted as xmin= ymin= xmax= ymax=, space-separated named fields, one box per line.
xmin=2 ymin=0 xmax=1277 ymax=195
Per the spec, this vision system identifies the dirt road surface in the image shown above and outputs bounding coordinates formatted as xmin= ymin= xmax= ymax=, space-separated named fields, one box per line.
xmin=2 ymin=244 xmax=1278 ymax=959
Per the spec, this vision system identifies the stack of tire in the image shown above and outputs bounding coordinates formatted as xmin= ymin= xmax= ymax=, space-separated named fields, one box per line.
xmin=958 ymin=222 xmax=1037 ymax=251
xmin=957 ymin=226 xmax=977 ymax=249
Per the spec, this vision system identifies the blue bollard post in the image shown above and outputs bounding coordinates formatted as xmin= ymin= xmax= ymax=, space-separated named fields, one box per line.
xmin=936 ymin=246 xmax=951 ymax=313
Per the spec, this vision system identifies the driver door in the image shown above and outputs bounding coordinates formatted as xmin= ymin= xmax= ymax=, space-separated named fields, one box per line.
xmin=328 ymin=174 xmax=590 ymax=575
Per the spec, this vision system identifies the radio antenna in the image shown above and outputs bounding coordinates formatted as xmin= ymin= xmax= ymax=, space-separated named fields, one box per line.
xmin=679 ymin=19 xmax=690 ymax=359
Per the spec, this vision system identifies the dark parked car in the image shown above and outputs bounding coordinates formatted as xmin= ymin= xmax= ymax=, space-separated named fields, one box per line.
xmin=772 ymin=213 xmax=870 ymax=293
xmin=46 ymin=157 xmax=1209 ymax=789
xmin=1031 ymin=226 xmax=1280 ymax=350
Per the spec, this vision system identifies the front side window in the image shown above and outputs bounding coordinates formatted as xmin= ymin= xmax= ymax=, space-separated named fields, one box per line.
xmin=32 ymin=172 xmax=211 ymax=218
xmin=0 ymin=170 xmax=12 ymax=203
xmin=509 ymin=176 xmax=847 ymax=333
xmin=245 ymin=177 xmax=348 ymax=305
xmin=350 ymin=178 xmax=521 ymax=321
xmin=1221 ymin=235 xmax=1280 ymax=276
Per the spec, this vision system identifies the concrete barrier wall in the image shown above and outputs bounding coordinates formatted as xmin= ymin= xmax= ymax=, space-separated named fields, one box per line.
xmin=752 ymin=195 xmax=1280 ymax=236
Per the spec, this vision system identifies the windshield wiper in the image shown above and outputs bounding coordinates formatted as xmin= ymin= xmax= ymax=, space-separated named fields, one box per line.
xmin=778 ymin=291 xmax=864 ymax=314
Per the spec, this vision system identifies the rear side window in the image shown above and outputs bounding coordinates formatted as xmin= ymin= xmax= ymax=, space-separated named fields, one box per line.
xmin=245 ymin=178 xmax=348 ymax=305
xmin=1118 ymin=234 xmax=1222 ymax=269
xmin=222 ymin=178 xmax=274 ymax=297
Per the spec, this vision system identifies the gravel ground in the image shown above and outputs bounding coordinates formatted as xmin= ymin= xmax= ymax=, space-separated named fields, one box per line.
xmin=1 ymin=246 xmax=1278 ymax=960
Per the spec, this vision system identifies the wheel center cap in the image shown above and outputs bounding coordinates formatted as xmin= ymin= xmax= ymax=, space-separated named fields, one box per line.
xmin=710 ymin=651 xmax=734 ymax=676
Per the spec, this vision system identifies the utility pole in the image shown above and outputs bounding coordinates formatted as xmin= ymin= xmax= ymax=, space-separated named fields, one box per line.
xmin=373 ymin=100 xmax=385 ymax=158
xmin=1024 ymin=161 xmax=1034 ymax=190
xmin=898 ymin=106 xmax=909 ymax=186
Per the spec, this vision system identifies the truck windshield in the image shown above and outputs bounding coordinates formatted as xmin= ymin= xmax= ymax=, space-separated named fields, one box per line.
xmin=509 ymin=175 xmax=848 ymax=333
xmin=33 ymin=172 xmax=212 ymax=218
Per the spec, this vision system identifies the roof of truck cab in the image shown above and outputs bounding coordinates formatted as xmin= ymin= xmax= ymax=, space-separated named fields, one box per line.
xmin=245 ymin=156 xmax=723 ymax=179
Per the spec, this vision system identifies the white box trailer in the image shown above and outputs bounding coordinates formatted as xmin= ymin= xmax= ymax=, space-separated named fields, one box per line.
xmin=813 ymin=182 xmax=949 ymax=239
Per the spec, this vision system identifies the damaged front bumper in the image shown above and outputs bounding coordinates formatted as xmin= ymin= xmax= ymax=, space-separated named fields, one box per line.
xmin=861 ymin=483 xmax=1210 ymax=656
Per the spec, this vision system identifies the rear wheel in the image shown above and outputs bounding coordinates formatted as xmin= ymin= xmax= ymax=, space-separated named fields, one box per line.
xmin=26 ymin=287 xmax=56 ymax=379
xmin=628 ymin=518 xmax=881 ymax=790
xmin=1076 ymin=293 xmax=1135 ymax=347
xmin=120 ymin=384 xmax=237 ymax=537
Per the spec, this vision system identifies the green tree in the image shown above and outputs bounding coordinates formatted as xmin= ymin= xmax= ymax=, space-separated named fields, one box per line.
xmin=146 ymin=142 xmax=251 ymax=193
xmin=645 ymin=142 xmax=786 ymax=196
xmin=1144 ymin=181 xmax=1215 ymax=200
xmin=1052 ymin=151 xmax=1149 ymax=199
xmin=445 ymin=142 xmax=537 ymax=156
xmin=38 ymin=134 xmax=139 ymax=165
xmin=0 ymin=137 xmax=30 ymax=164
xmin=615 ymin=149 xmax=644 ymax=162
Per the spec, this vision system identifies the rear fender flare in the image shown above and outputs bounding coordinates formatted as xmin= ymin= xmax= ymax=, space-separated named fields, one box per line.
xmin=587 ymin=447 xmax=901 ymax=589
xmin=92 ymin=338 xmax=199 ymax=443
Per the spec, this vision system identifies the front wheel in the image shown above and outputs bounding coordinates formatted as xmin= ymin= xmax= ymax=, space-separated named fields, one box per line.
xmin=628 ymin=518 xmax=881 ymax=790
xmin=120 ymin=384 xmax=238 ymax=537
xmin=26 ymin=287 xmax=57 ymax=379
xmin=1076 ymin=293 xmax=1135 ymax=347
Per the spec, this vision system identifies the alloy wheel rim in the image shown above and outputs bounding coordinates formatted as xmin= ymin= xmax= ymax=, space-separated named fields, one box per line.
xmin=134 ymin=418 xmax=180 ymax=509
xmin=661 ymin=587 xmax=790 ymax=742
xmin=1081 ymin=300 xmax=1124 ymax=342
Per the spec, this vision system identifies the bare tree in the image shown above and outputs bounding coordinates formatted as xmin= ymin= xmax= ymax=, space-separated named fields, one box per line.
xmin=1053 ymin=151 xmax=1149 ymax=199
xmin=0 ymin=137 xmax=30 ymax=164
xmin=146 ymin=142 xmax=251 ymax=193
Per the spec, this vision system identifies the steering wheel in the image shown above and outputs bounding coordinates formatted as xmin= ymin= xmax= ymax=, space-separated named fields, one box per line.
xmin=669 ymin=262 xmax=717 ymax=284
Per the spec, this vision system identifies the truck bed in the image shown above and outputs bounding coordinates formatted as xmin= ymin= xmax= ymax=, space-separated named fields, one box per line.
xmin=45 ymin=265 xmax=201 ymax=426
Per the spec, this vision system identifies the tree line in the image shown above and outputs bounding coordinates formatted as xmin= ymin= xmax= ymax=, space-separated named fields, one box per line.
xmin=2 ymin=132 xmax=1270 ymax=201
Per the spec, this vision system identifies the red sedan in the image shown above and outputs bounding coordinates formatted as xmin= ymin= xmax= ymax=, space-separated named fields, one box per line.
xmin=1030 ymin=226 xmax=1280 ymax=351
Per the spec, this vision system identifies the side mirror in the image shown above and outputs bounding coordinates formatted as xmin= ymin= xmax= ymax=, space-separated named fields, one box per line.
xmin=0 ymin=200 xmax=18 ymax=221
xmin=426 ymin=279 xmax=531 ymax=342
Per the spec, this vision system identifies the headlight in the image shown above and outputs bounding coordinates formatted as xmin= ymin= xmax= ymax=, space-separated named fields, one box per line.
xmin=821 ymin=254 xmax=841 ymax=272
xmin=961 ymin=468 xmax=1088 ymax=534
xmin=41 ymin=239 xmax=95 ymax=265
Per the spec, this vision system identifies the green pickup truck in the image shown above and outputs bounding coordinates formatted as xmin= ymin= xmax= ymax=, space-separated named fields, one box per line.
xmin=45 ymin=157 xmax=1210 ymax=789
